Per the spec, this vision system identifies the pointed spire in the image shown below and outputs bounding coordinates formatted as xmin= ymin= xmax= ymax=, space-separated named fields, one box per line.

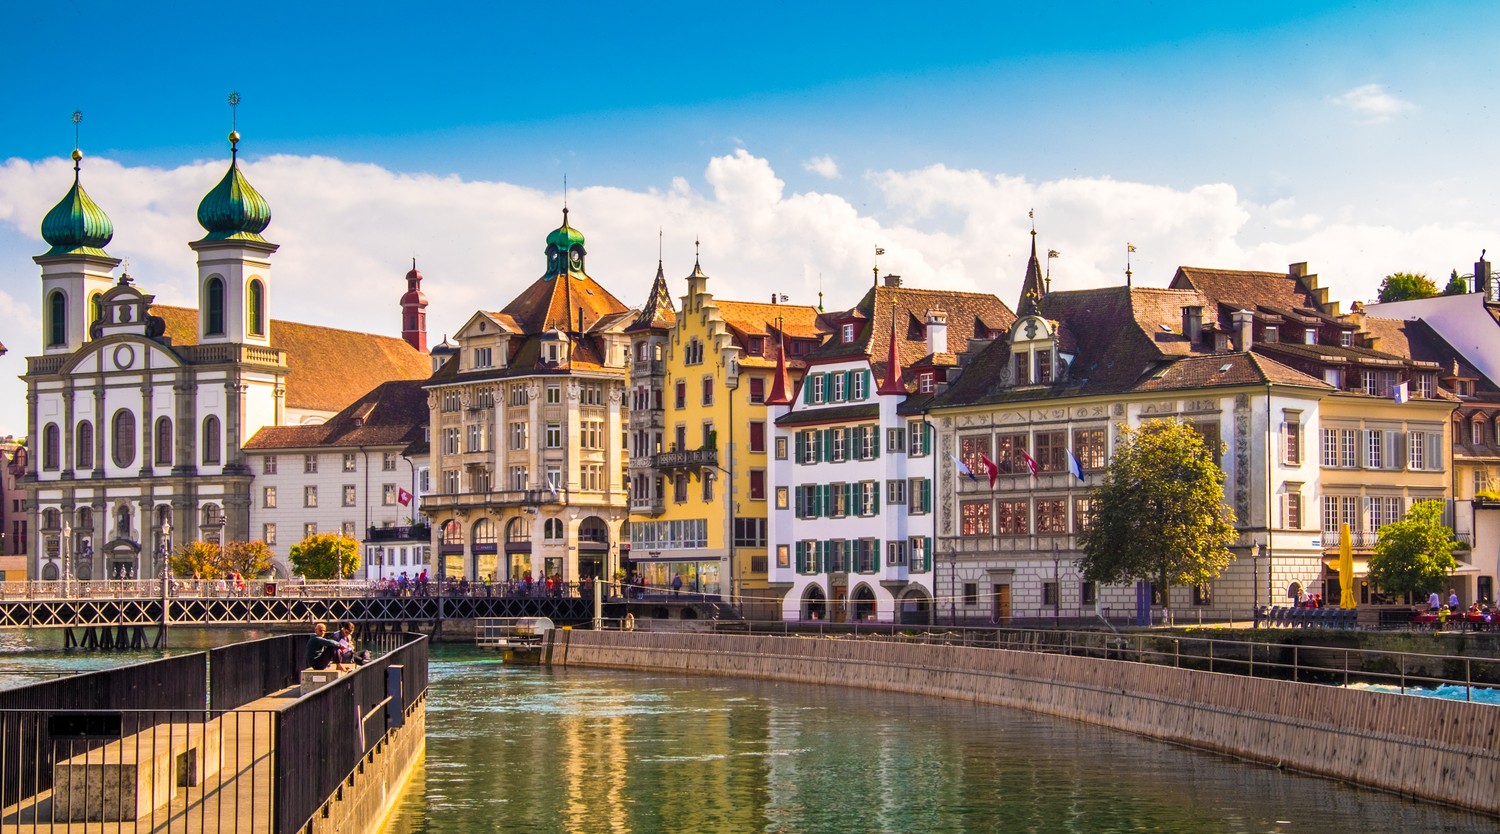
xmin=877 ymin=301 xmax=906 ymax=395
xmin=765 ymin=316 xmax=794 ymax=405
xmin=1017 ymin=233 xmax=1046 ymax=317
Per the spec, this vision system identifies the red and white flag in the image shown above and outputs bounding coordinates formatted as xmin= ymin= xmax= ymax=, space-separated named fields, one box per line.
xmin=979 ymin=453 xmax=1000 ymax=488
xmin=397 ymin=487 xmax=413 ymax=506
xmin=1020 ymin=449 xmax=1040 ymax=479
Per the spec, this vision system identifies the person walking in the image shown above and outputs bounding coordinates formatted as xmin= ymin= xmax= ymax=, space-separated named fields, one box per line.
xmin=671 ymin=573 xmax=683 ymax=597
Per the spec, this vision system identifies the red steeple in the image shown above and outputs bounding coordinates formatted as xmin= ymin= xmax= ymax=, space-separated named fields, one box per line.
xmin=401 ymin=258 xmax=428 ymax=352
xmin=765 ymin=318 xmax=794 ymax=405
xmin=877 ymin=302 xmax=906 ymax=394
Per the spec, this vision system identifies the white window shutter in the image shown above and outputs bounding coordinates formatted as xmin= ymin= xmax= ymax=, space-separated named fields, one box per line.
xmin=1426 ymin=432 xmax=1442 ymax=471
xmin=1386 ymin=431 xmax=1402 ymax=470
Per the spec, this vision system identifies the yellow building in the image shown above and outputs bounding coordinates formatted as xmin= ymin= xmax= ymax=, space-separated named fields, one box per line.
xmin=627 ymin=258 xmax=825 ymax=612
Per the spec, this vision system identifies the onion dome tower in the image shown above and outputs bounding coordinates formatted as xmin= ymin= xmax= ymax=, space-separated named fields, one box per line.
xmin=401 ymin=259 xmax=429 ymax=352
xmin=35 ymin=130 xmax=120 ymax=354
xmin=190 ymin=117 xmax=278 ymax=347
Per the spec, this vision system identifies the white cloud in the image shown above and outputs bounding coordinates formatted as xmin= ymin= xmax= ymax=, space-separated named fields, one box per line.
xmin=802 ymin=155 xmax=840 ymax=179
xmin=1329 ymin=83 xmax=1414 ymax=121
xmin=0 ymin=149 xmax=1491 ymax=436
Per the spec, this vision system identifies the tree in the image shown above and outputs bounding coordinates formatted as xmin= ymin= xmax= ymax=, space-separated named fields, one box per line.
xmin=223 ymin=540 xmax=276 ymax=578
xmin=1377 ymin=272 xmax=1437 ymax=302
xmin=1367 ymin=500 xmax=1458 ymax=600
xmin=1077 ymin=420 xmax=1238 ymax=596
xmin=289 ymin=533 xmax=360 ymax=579
xmin=1443 ymin=269 xmax=1472 ymax=296
xmin=170 ymin=540 xmax=223 ymax=579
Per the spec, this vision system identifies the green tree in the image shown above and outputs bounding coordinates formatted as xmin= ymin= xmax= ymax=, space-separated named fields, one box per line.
xmin=222 ymin=540 xmax=276 ymax=578
xmin=1077 ymin=420 xmax=1238 ymax=596
xmin=1443 ymin=269 xmax=1471 ymax=296
xmin=289 ymin=533 xmax=359 ymax=579
xmin=1377 ymin=272 xmax=1437 ymax=302
xmin=1367 ymin=500 xmax=1458 ymax=600
xmin=170 ymin=540 xmax=223 ymax=579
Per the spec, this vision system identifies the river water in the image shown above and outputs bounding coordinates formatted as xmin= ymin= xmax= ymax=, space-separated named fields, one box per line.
xmin=382 ymin=645 xmax=1495 ymax=834
xmin=0 ymin=631 xmax=1490 ymax=833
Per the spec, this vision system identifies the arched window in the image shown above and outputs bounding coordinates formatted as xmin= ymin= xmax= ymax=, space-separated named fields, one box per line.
xmin=247 ymin=279 xmax=265 ymax=336
xmin=112 ymin=410 xmax=136 ymax=468
xmin=77 ymin=507 xmax=93 ymax=531
xmin=42 ymin=423 xmax=60 ymax=471
xmin=42 ymin=509 xmax=60 ymax=530
xmin=202 ymin=415 xmax=221 ymax=465
xmin=117 ymin=505 xmax=132 ymax=538
xmin=441 ymin=519 xmax=463 ymax=545
xmin=154 ymin=417 xmax=173 ymax=466
xmin=543 ymin=518 xmax=564 ymax=541
xmin=76 ymin=420 xmax=94 ymax=470
xmin=505 ymin=518 xmax=530 ymax=543
xmin=89 ymin=293 xmax=103 ymax=330
xmin=205 ymin=276 xmax=225 ymax=336
xmin=201 ymin=503 xmax=221 ymax=527
xmin=47 ymin=291 xmax=67 ymax=347
xmin=472 ymin=519 xmax=497 ymax=551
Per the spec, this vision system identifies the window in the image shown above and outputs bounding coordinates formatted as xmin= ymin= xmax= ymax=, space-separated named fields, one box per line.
xmin=1285 ymin=488 xmax=1303 ymax=529
xmin=543 ymin=383 xmax=560 ymax=404
xmin=301 ymin=522 xmax=317 ymax=540
xmin=673 ymin=475 xmax=688 ymax=503
xmin=832 ymin=373 xmax=846 ymax=402
xmin=1409 ymin=431 xmax=1426 ymax=470
xmin=263 ymin=487 xmax=277 ymax=508
xmin=1034 ymin=431 xmax=1066 ymax=472
xmin=960 ymin=434 xmax=991 ymax=477
xmin=685 ymin=338 xmax=704 ymax=365
xmin=733 ymin=517 xmax=767 ymax=547
xmin=1372 ymin=496 xmax=1404 ymax=530
xmin=830 ymin=483 xmax=849 ymax=517
xmin=343 ymin=452 xmax=357 ymax=472
xmin=1193 ymin=584 xmax=1214 ymax=606
xmin=1322 ymin=428 xmax=1339 ymax=467
xmin=1283 ymin=412 xmax=1302 ymax=465
xmin=1416 ymin=374 xmax=1434 ymax=399
xmin=1474 ymin=420 xmax=1485 ymax=446
xmin=509 ymin=465 xmax=528 ymax=490
xmin=887 ymin=428 xmax=906 ymax=453
xmin=852 ymin=371 xmax=867 ymax=400
xmin=961 ymin=500 xmax=991 ymax=535
xmin=510 ymin=422 xmax=528 ymax=450
xmin=674 ymin=380 xmax=686 ymax=409
xmin=75 ymin=421 xmax=93 ymax=469
xmin=861 ymin=426 xmax=878 ymax=460
xmin=995 ymin=433 xmax=1028 ymax=474
xmin=909 ymin=536 xmax=930 ymax=572
xmin=1042 ymin=582 xmax=1059 ymax=607
xmin=509 ymin=384 xmax=529 ymax=406
xmin=887 ymin=479 xmax=907 ymax=504
xmin=263 ymin=524 xmax=277 ymax=546
xmin=963 ymin=584 xmax=978 ymax=606
xmin=918 ymin=373 xmax=935 ymax=394
xmin=909 ymin=422 xmax=929 ymax=456
xmin=155 ymin=418 xmax=173 ymax=466
xmin=205 ymin=276 xmax=225 ymax=336
xmin=1366 ymin=430 xmax=1383 ymax=469
xmin=112 ymin=410 xmax=136 ymax=468
xmin=467 ymin=424 xmax=483 ymax=452
xmin=1036 ymin=350 xmax=1052 ymax=383
xmin=262 ymin=453 xmax=276 ymax=474
xmin=473 ymin=346 xmax=493 ymax=368
xmin=304 ymin=454 xmax=319 ymax=474
xmin=546 ymin=466 xmax=562 ymax=493
xmin=702 ymin=377 xmax=714 ymax=406
xmin=831 ymin=428 xmax=847 ymax=462
xmin=747 ymin=336 xmax=764 ymax=356
xmin=304 ymin=486 xmax=318 ymax=508
xmin=749 ymin=470 xmax=766 ymax=501
xmin=341 ymin=521 xmax=356 ymax=538
xmin=749 ymin=377 xmax=765 ymax=404
xmin=798 ymin=430 xmax=817 ymax=464
xmin=775 ymin=436 xmax=788 ymax=460
xmin=1036 ymin=499 xmax=1066 ymax=533
xmin=202 ymin=416 xmax=221 ymax=465
xmin=842 ymin=323 xmax=856 ymax=343
xmin=383 ymin=484 xmax=397 ymax=505
xmin=444 ymin=469 xmax=459 ymax=494
xmin=1074 ymin=496 xmax=1097 ymax=532
xmin=996 ymin=500 xmax=1029 ymax=535
xmin=383 ymin=452 xmax=397 ymax=472
xmin=909 ymin=478 xmax=932 ymax=513
xmin=545 ymin=423 xmax=562 ymax=448
xmin=1073 ymin=429 xmax=1106 ymax=470
xmin=246 ymin=278 xmax=265 ymax=336
xmin=811 ymin=375 xmax=826 ymax=404
xmin=47 ymin=290 xmax=66 ymax=347
xmin=1014 ymin=352 xmax=1031 ymax=385
xmin=749 ymin=421 xmax=766 ymax=453
xmin=887 ymin=540 xmax=908 ymax=567
xmin=775 ymin=486 xmax=789 ymax=509
xmin=702 ymin=471 xmax=715 ymax=501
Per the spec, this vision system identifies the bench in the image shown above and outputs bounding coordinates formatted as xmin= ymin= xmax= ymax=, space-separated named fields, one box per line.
xmin=300 ymin=666 xmax=346 ymax=695
xmin=53 ymin=721 xmax=222 ymax=821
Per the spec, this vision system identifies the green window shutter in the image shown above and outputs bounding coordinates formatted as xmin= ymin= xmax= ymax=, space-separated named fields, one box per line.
xmin=816 ymin=540 xmax=826 ymax=573
xmin=817 ymin=484 xmax=828 ymax=518
xmin=803 ymin=376 xmax=812 ymax=405
xmin=871 ymin=425 xmax=880 ymax=459
xmin=851 ymin=426 xmax=862 ymax=460
xmin=923 ymin=479 xmax=932 ymax=512
xmin=795 ymin=540 xmax=805 ymax=570
xmin=863 ymin=370 xmax=873 ymax=400
xmin=794 ymin=432 xmax=804 ymax=464
xmin=872 ymin=484 xmax=880 ymax=515
xmin=873 ymin=539 xmax=881 ymax=571
xmin=822 ymin=428 xmax=833 ymax=462
xmin=845 ymin=482 xmax=856 ymax=512
xmin=925 ymin=536 xmax=933 ymax=571
xmin=844 ymin=370 xmax=854 ymax=401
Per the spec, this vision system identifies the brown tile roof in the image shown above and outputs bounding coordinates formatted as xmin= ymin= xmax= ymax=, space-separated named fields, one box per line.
xmin=717 ymin=299 xmax=824 ymax=338
xmin=810 ymin=285 xmax=1014 ymax=392
xmin=1170 ymin=266 xmax=1324 ymax=318
xmin=150 ymin=305 xmax=431 ymax=414
xmin=624 ymin=265 xmax=677 ymax=333
xmin=499 ymin=271 xmax=630 ymax=334
xmin=1133 ymin=352 xmax=1330 ymax=392
xmin=244 ymin=379 xmax=429 ymax=451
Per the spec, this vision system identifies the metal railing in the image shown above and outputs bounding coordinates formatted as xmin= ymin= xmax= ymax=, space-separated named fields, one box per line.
xmin=675 ymin=620 xmax=1500 ymax=702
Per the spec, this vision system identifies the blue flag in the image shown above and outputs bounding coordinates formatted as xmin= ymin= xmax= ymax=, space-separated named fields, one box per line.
xmin=1067 ymin=451 xmax=1085 ymax=482
xmin=952 ymin=454 xmax=978 ymax=481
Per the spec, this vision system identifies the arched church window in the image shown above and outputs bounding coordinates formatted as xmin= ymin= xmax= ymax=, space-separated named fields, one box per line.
xmin=89 ymin=293 xmax=103 ymax=329
xmin=247 ymin=279 xmax=265 ymax=336
xmin=76 ymin=420 xmax=94 ymax=469
xmin=42 ymin=423 xmax=60 ymax=471
xmin=155 ymin=417 xmax=173 ymax=466
xmin=47 ymin=291 xmax=67 ymax=347
xmin=112 ymin=410 xmax=136 ymax=468
xmin=206 ymin=276 xmax=225 ymax=336
xmin=202 ymin=416 xmax=221 ymax=465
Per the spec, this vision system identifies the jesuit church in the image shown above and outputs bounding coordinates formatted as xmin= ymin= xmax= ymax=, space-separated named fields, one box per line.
xmin=21 ymin=132 xmax=431 ymax=581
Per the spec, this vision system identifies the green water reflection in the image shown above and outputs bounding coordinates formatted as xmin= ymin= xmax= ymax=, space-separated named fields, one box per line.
xmin=384 ymin=645 xmax=1494 ymax=834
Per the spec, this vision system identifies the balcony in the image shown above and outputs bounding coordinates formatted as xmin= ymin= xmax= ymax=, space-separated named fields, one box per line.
xmin=652 ymin=447 xmax=718 ymax=471
xmin=1318 ymin=529 xmax=1473 ymax=549
xmin=366 ymin=523 xmax=430 ymax=543
xmin=631 ymin=497 xmax=667 ymax=516
xmin=633 ymin=358 xmax=666 ymax=376
xmin=420 ymin=489 xmax=565 ymax=510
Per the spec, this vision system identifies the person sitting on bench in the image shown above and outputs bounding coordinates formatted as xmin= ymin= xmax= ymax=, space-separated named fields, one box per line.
xmin=307 ymin=622 xmax=347 ymax=671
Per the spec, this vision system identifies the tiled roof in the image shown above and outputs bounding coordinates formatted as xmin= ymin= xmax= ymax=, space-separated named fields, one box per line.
xmin=624 ymin=265 xmax=677 ymax=333
xmin=150 ymin=305 xmax=431 ymax=414
xmin=244 ymin=379 xmax=429 ymax=451
xmin=499 ymin=271 xmax=630 ymax=335
xmin=809 ymin=285 xmax=1014 ymax=392
xmin=713 ymin=299 xmax=827 ymax=371
xmin=1133 ymin=352 xmax=1330 ymax=392
xmin=1171 ymin=266 xmax=1324 ymax=318
xmin=774 ymin=403 xmax=880 ymax=427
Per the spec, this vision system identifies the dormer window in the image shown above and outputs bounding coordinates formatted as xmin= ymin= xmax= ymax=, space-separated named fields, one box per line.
xmin=1014 ymin=352 xmax=1031 ymax=385
xmin=1416 ymin=374 xmax=1433 ymax=398
xmin=918 ymin=372 xmax=935 ymax=394
xmin=1304 ymin=328 xmax=1317 ymax=345
xmin=1263 ymin=325 xmax=1278 ymax=343
xmin=747 ymin=336 xmax=764 ymax=356
xmin=1037 ymin=349 xmax=1053 ymax=384
xmin=1340 ymin=331 xmax=1353 ymax=347
xmin=841 ymin=323 xmax=856 ymax=344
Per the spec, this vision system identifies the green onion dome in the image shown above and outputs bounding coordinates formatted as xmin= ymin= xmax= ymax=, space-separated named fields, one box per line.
xmin=545 ymin=208 xmax=585 ymax=250
xmin=196 ymin=131 xmax=271 ymax=243
xmin=41 ymin=150 xmax=114 ymax=257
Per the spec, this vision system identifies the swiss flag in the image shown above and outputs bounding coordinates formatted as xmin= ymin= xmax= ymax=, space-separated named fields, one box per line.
xmin=397 ymin=488 xmax=413 ymax=506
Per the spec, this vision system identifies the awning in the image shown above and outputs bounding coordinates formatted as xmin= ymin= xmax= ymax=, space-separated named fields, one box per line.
xmin=1322 ymin=558 xmax=1481 ymax=575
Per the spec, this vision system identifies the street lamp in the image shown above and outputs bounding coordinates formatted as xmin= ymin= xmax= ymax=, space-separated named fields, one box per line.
xmin=61 ymin=521 xmax=71 ymax=599
xmin=948 ymin=548 xmax=958 ymax=626
xmin=1252 ymin=539 xmax=1262 ymax=628
xmin=725 ymin=358 xmax=740 ymax=605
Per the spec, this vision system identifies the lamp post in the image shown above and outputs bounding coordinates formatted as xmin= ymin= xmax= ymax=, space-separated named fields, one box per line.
xmin=725 ymin=358 xmax=740 ymax=605
xmin=948 ymin=548 xmax=958 ymax=626
xmin=61 ymin=521 xmax=71 ymax=599
xmin=1252 ymin=539 xmax=1262 ymax=628
xmin=159 ymin=518 xmax=172 ymax=638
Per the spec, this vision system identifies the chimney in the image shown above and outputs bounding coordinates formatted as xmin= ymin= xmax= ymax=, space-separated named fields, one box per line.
xmin=1232 ymin=309 xmax=1255 ymax=352
xmin=1181 ymin=305 xmax=1203 ymax=344
xmin=925 ymin=309 xmax=948 ymax=355
xmin=1476 ymin=251 xmax=1492 ymax=298
xmin=883 ymin=274 xmax=902 ymax=288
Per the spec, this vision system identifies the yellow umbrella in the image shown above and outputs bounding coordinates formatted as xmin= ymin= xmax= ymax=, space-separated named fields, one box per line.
xmin=1339 ymin=521 xmax=1357 ymax=609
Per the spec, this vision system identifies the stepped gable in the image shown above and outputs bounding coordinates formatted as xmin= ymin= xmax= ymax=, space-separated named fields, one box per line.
xmin=245 ymin=379 xmax=429 ymax=450
xmin=150 ymin=305 xmax=430 ymax=414
xmin=813 ymin=285 xmax=1014 ymax=391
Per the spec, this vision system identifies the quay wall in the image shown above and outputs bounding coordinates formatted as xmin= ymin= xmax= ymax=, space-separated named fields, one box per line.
xmin=551 ymin=630 xmax=1500 ymax=817
xmin=303 ymin=694 xmax=427 ymax=834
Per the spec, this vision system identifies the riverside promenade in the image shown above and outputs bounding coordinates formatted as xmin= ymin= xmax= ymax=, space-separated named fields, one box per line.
xmin=0 ymin=632 xmax=427 ymax=834
xmin=550 ymin=625 xmax=1500 ymax=818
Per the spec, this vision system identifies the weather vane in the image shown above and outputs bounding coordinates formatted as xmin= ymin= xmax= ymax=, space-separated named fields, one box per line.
xmin=1126 ymin=242 xmax=1137 ymax=287
xmin=227 ymin=91 xmax=242 ymax=155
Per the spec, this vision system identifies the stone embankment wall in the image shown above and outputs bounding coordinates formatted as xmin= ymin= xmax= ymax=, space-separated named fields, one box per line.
xmin=307 ymin=695 xmax=427 ymax=834
xmin=552 ymin=630 xmax=1500 ymax=817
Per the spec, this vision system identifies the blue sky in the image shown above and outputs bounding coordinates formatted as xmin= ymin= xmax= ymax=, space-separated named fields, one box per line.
xmin=2 ymin=1 xmax=1498 ymax=435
